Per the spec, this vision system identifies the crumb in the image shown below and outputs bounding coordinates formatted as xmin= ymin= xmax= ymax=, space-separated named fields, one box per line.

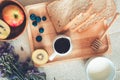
xmin=21 ymin=47 xmax=24 ymax=51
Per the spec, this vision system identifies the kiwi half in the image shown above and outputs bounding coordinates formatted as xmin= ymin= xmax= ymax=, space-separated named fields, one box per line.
xmin=0 ymin=19 xmax=10 ymax=39
xmin=32 ymin=49 xmax=48 ymax=66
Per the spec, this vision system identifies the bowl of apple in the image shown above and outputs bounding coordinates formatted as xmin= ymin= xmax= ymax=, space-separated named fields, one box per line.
xmin=0 ymin=0 xmax=27 ymax=40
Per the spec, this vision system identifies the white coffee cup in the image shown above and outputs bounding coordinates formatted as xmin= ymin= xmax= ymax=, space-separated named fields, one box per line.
xmin=85 ymin=57 xmax=115 ymax=80
xmin=49 ymin=35 xmax=72 ymax=61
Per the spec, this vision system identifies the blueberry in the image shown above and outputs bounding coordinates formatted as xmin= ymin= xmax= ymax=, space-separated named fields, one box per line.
xmin=36 ymin=36 xmax=42 ymax=42
xmin=42 ymin=16 xmax=47 ymax=21
xmin=35 ymin=16 xmax=41 ymax=23
xmin=39 ymin=28 xmax=44 ymax=33
xmin=30 ymin=14 xmax=36 ymax=20
xmin=32 ymin=21 xmax=37 ymax=26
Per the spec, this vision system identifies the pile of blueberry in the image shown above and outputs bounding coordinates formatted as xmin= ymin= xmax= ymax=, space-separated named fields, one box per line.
xmin=30 ymin=14 xmax=47 ymax=42
xmin=30 ymin=14 xmax=47 ymax=26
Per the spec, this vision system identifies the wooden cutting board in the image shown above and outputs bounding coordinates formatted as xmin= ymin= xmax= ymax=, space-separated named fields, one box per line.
xmin=26 ymin=2 xmax=57 ymax=52
xmin=25 ymin=3 xmax=111 ymax=65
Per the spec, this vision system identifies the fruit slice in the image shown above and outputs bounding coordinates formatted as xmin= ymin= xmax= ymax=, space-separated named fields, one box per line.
xmin=0 ymin=19 xmax=10 ymax=39
xmin=32 ymin=49 xmax=48 ymax=66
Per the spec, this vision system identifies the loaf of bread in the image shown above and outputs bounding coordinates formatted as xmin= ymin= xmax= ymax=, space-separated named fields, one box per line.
xmin=73 ymin=0 xmax=116 ymax=32
xmin=47 ymin=0 xmax=91 ymax=33
xmin=0 ymin=19 xmax=11 ymax=40
xmin=65 ymin=0 xmax=107 ymax=31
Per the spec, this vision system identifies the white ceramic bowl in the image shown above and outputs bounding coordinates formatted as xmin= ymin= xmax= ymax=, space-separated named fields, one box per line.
xmin=86 ymin=57 xmax=115 ymax=80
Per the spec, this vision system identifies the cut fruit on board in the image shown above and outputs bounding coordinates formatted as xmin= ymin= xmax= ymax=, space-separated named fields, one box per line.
xmin=32 ymin=49 xmax=49 ymax=67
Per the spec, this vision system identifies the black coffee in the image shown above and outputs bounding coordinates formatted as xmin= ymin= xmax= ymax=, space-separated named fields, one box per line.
xmin=54 ymin=38 xmax=70 ymax=54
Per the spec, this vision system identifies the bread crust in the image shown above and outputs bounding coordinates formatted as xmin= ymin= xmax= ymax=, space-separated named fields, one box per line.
xmin=65 ymin=0 xmax=107 ymax=31
xmin=75 ymin=0 xmax=116 ymax=32
xmin=47 ymin=0 xmax=91 ymax=33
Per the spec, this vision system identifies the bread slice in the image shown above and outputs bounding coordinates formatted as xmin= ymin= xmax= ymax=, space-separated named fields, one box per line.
xmin=47 ymin=0 xmax=91 ymax=33
xmin=73 ymin=0 xmax=116 ymax=32
xmin=65 ymin=0 xmax=107 ymax=31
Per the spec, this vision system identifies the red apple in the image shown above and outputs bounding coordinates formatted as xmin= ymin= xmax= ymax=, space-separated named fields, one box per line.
xmin=2 ymin=5 xmax=24 ymax=27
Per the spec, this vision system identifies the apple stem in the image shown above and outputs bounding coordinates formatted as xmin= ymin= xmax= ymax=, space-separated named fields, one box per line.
xmin=14 ymin=14 xmax=18 ymax=19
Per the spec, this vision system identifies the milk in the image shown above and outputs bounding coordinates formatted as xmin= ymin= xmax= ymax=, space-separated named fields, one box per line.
xmin=86 ymin=57 xmax=115 ymax=80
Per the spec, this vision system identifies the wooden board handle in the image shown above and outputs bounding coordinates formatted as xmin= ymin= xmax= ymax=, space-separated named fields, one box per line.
xmin=100 ymin=12 xmax=120 ymax=40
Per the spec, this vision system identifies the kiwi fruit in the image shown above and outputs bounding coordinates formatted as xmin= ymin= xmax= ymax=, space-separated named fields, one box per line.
xmin=32 ymin=49 xmax=48 ymax=66
xmin=0 ymin=19 xmax=10 ymax=40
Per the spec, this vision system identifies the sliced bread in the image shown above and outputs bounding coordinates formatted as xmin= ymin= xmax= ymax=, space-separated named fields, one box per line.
xmin=65 ymin=0 xmax=107 ymax=31
xmin=73 ymin=0 xmax=116 ymax=32
xmin=47 ymin=0 xmax=91 ymax=33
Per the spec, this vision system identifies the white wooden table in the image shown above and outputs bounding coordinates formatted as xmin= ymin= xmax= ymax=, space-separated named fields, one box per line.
xmin=3 ymin=0 xmax=120 ymax=80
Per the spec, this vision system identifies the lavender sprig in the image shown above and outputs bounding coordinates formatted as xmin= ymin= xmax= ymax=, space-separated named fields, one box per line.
xmin=0 ymin=42 xmax=46 ymax=80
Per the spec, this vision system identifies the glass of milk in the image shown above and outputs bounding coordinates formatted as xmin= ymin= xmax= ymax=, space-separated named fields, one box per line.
xmin=85 ymin=57 xmax=115 ymax=80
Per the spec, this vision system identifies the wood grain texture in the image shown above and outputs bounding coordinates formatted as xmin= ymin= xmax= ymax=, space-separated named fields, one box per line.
xmin=25 ymin=2 xmax=111 ymax=65
xmin=48 ymin=21 xmax=111 ymax=62
xmin=26 ymin=3 xmax=57 ymax=52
